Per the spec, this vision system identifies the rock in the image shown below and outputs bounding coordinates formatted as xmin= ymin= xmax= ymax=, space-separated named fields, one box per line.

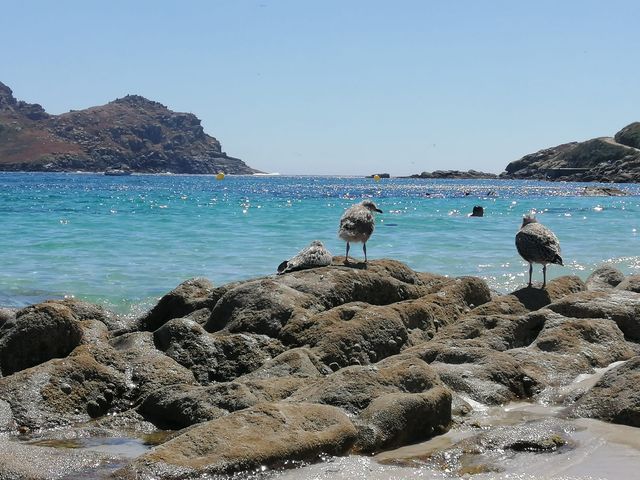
xmin=502 ymin=125 xmax=640 ymax=183
xmin=116 ymin=402 xmax=358 ymax=478
xmin=586 ymin=264 xmax=626 ymax=290
xmin=288 ymin=357 xmax=442 ymax=413
xmin=568 ymin=356 xmax=640 ymax=427
xmin=354 ymin=386 xmax=452 ymax=452
xmin=0 ymin=82 xmax=259 ymax=174
xmin=110 ymin=332 xmax=197 ymax=406
xmin=0 ymin=435 xmax=119 ymax=480
xmin=582 ymin=186 xmax=628 ymax=196
xmin=139 ymin=382 xmax=256 ymax=429
xmin=138 ymin=278 xmax=216 ymax=331
xmin=0 ymin=308 xmax=16 ymax=328
xmin=0 ymin=345 xmax=126 ymax=431
xmin=282 ymin=302 xmax=408 ymax=367
xmin=510 ymin=276 xmax=586 ymax=311
xmin=424 ymin=418 xmax=573 ymax=476
xmin=205 ymin=259 xmax=446 ymax=338
xmin=0 ymin=302 xmax=84 ymax=376
xmin=616 ymin=275 xmax=640 ymax=293
xmin=412 ymin=343 xmax=540 ymax=404
xmin=614 ymin=121 xmax=640 ymax=149
xmin=408 ymin=170 xmax=498 ymax=179
xmin=154 ymin=318 xmax=284 ymax=383
xmin=547 ymin=290 xmax=640 ymax=341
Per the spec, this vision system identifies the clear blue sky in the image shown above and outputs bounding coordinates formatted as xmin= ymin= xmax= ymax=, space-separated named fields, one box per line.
xmin=2 ymin=0 xmax=639 ymax=175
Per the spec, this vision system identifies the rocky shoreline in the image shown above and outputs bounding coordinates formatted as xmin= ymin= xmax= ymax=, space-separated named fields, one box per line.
xmin=0 ymin=260 xmax=639 ymax=478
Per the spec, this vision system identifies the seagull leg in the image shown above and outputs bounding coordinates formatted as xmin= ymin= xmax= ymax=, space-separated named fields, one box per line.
xmin=345 ymin=242 xmax=350 ymax=263
xmin=543 ymin=264 xmax=547 ymax=288
xmin=363 ymin=242 xmax=367 ymax=263
xmin=528 ymin=263 xmax=533 ymax=287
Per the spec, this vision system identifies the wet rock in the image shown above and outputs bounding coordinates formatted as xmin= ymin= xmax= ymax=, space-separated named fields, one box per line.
xmin=138 ymin=278 xmax=216 ymax=331
xmin=283 ymin=302 xmax=407 ymax=367
xmin=206 ymin=279 xmax=310 ymax=336
xmin=411 ymin=342 xmax=541 ymax=404
xmin=354 ymin=386 xmax=452 ymax=452
xmin=116 ymin=402 xmax=358 ymax=478
xmin=0 ymin=435 xmax=119 ymax=480
xmin=48 ymin=297 xmax=126 ymax=331
xmin=616 ymin=274 xmax=640 ymax=293
xmin=288 ymin=357 xmax=442 ymax=413
xmin=425 ymin=418 xmax=573 ymax=476
xmin=139 ymin=382 xmax=256 ymax=429
xmin=568 ymin=356 xmax=640 ymax=427
xmin=531 ymin=312 xmax=635 ymax=367
xmin=0 ymin=308 xmax=16 ymax=328
xmin=205 ymin=260 xmax=447 ymax=337
xmin=435 ymin=310 xmax=547 ymax=351
xmin=547 ymin=290 xmax=640 ymax=341
xmin=153 ymin=318 xmax=284 ymax=383
xmin=110 ymin=332 xmax=197 ymax=405
xmin=510 ymin=276 xmax=585 ymax=311
xmin=0 ymin=302 xmax=84 ymax=376
xmin=586 ymin=264 xmax=626 ymax=291
xmin=0 ymin=345 xmax=126 ymax=431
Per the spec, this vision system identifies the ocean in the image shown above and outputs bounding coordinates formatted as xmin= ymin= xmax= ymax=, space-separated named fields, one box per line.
xmin=2 ymin=172 xmax=640 ymax=316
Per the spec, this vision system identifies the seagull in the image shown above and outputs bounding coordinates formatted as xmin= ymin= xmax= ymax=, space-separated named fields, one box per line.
xmin=338 ymin=200 xmax=383 ymax=263
xmin=277 ymin=240 xmax=332 ymax=274
xmin=515 ymin=215 xmax=563 ymax=287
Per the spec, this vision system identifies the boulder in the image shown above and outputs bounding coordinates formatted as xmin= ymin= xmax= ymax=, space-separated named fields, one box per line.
xmin=585 ymin=264 xmax=626 ymax=291
xmin=568 ymin=356 xmax=640 ymax=427
xmin=288 ymin=356 xmax=442 ymax=413
xmin=115 ymin=402 xmax=358 ymax=478
xmin=413 ymin=343 xmax=540 ymax=404
xmin=205 ymin=259 xmax=442 ymax=338
xmin=139 ymin=382 xmax=257 ymax=429
xmin=509 ymin=276 xmax=585 ymax=311
xmin=0 ymin=302 xmax=84 ymax=376
xmin=616 ymin=275 xmax=640 ymax=293
xmin=547 ymin=290 xmax=640 ymax=341
xmin=0 ymin=345 xmax=126 ymax=431
xmin=109 ymin=332 xmax=197 ymax=406
xmin=354 ymin=386 xmax=452 ymax=452
xmin=153 ymin=318 xmax=284 ymax=383
xmin=137 ymin=278 xmax=217 ymax=331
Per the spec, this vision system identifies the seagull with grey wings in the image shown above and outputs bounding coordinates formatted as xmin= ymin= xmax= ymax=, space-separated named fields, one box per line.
xmin=515 ymin=215 xmax=563 ymax=287
xmin=277 ymin=240 xmax=332 ymax=274
xmin=338 ymin=200 xmax=382 ymax=263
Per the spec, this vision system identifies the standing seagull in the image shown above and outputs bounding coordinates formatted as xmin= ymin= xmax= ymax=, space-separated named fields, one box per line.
xmin=515 ymin=215 xmax=563 ymax=287
xmin=338 ymin=200 xmax=383 ymax=263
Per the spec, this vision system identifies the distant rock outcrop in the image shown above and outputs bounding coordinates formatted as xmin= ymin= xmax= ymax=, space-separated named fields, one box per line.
xmin=408 ymin=169 xmax=498 ymax=179
xmin=502 ymin=123 xmax=640 ymax=182
xmin=0 ymin=81 xmax=259 ymax=174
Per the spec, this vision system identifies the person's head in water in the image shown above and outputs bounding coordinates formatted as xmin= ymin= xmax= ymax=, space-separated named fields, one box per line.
xmin=470 ymin=206 xmax=484 ymax=217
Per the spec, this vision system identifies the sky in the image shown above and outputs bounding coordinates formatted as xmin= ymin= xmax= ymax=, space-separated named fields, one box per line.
xmin=2 ymin=0 xmax=640 ymax=176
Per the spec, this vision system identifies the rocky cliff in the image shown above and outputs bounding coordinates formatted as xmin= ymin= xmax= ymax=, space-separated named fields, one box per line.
xmin=502 ymin=123 xmax=640 ymax=182
xmin=0 ymin=82 xmax=259 ymax=174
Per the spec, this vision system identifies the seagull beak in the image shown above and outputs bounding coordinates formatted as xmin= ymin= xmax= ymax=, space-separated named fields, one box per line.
xmin=375 ymin=208 xmax=383 ymax=213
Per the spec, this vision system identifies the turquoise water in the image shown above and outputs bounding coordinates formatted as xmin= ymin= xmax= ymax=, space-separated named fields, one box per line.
xmin=2 ymin=173 xmax=640 ymax=315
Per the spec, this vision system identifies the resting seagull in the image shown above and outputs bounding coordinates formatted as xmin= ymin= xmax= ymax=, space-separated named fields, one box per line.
xmin=515 ymin=215 xmax=563 ymax=287
xmin=277 ymin=240 xmax=332 ymax=274
xmin=338 ymin=200 xmax=383 ymax=263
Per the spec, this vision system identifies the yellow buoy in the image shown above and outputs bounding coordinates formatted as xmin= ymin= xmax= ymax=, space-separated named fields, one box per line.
xmin=216 ymin=172 xmax=225 ymax=181
xmin=373 ymin=174 xmax=381 ymax=182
